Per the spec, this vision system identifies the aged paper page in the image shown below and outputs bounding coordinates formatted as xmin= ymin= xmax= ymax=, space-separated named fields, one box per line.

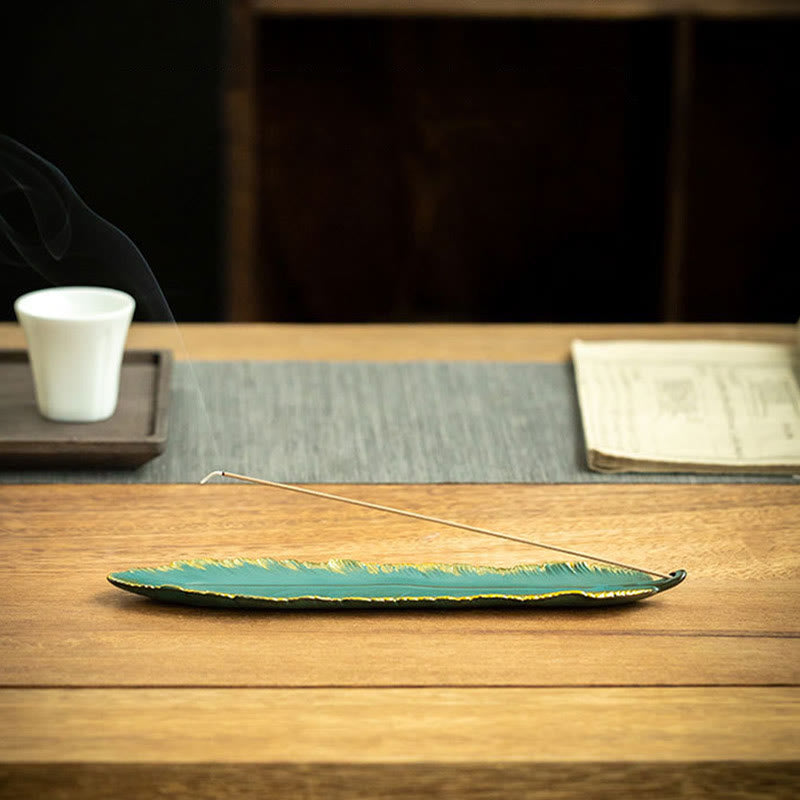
xmin=571 ymin=340 xmax=800 ymax=474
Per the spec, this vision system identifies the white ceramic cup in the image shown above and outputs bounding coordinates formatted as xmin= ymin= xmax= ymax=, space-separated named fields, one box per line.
xmin=14 ymin=286 xmax=135 ymax=423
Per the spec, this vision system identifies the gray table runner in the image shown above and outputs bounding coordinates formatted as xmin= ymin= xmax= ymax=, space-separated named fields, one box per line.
xmin=2 ymin=361 xmax=795 ymax=484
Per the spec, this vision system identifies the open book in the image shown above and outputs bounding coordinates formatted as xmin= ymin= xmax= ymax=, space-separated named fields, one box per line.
xmin=571 ymin=339 xmax=800 ymax=475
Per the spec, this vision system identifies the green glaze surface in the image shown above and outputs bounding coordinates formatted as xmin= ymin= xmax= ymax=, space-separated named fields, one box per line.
xmin=107 ymin=558 xmax=686 ymax=609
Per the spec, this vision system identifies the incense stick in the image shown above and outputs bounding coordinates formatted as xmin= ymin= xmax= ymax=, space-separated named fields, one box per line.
xmin=200 ymin=470 xmax=672 ymax=580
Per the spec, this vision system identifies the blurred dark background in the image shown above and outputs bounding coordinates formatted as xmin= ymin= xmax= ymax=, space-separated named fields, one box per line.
xmin=2 ymin=1 xmax=798 ymax=323
xmin=1 ymin=0 xmax=224 ymax=321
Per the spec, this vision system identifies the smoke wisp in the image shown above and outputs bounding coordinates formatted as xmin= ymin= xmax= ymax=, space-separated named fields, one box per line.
xmin=0 ymin=134 xmax=172 ymax=320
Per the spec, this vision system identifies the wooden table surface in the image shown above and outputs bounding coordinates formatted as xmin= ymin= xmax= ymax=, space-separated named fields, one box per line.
xmin=0 ymin=323 xmax=797 ymax=799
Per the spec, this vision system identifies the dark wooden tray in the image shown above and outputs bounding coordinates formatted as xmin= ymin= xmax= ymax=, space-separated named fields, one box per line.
xmin=0 ymin=349 xmax=172 ymax=469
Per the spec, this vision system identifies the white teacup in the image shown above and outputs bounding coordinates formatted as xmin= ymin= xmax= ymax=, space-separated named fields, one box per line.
xmin=14 ymin=286 xmax=135 ymax=423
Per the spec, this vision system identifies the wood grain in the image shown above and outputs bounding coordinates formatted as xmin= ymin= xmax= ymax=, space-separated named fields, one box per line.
xmin=3 ymin=687 xmax=798 ymax=763
xmin=1 ymin=325 xmax=797 ymax=796
xmin=3 ymin=686 xmax=799 ymax=798
xmin=3 ymin=762 xmax=798 ymax=800
xmin=3 ymin=628 xmax=796 ymax=687
xmin=0 ymin=322 xmax=794 ymax=362
xmin=1 ymin=484 xmax=797 ymax=687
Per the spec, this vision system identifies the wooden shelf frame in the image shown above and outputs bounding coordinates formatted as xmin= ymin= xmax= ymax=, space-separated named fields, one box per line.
xmin=224 ymin=0 xmax=800 ymax=321
xmin=251 ymin=0 xmax=800 ymax=19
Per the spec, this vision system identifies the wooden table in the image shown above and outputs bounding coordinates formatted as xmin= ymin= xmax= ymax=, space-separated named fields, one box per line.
xmin=1 ymin=323 xmax=798 ymax=799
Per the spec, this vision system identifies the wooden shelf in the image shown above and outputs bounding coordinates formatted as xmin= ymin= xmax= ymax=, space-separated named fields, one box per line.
xmin=252 ymin=0 xmax=800 ymax=19
xmin=225 ymin=2 xmax=800 ymax=322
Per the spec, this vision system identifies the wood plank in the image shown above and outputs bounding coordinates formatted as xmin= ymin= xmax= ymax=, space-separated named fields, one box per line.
xmin=251 ymin=0 xmax=800 ymax=18
xmin=3 ymin=762 xmax=798 ymax=800
xmin=1 ymin=484 xmax=797 ymax=687
xmin=2 ymin=687 xmax=798 ymax=762
xmin=3 ymin=687 xmax=798 ymax=797
xmin=3 ymin=484 xmax=796 ymax=580
xmin=0 ymin=322 xmax=793 ymax=362
xmin=2 ymin=626 xmax=796 ymax=687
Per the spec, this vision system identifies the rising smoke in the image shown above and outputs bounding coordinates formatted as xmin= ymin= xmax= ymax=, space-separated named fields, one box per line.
xmin=0 ymin=134 xmax=172 ymax=320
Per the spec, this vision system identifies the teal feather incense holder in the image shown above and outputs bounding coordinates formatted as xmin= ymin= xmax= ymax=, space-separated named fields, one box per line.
xmin=107 ymin=470 xmax=686 ymax=609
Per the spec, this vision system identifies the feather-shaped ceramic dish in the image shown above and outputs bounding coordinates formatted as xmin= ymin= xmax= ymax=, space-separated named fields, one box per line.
xmin=108 ymin=558 xmax=686 ymax=609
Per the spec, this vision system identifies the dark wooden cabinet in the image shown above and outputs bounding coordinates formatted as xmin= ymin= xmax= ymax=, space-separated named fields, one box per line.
xmin=226 ymin=1 xmax=800 ymax=323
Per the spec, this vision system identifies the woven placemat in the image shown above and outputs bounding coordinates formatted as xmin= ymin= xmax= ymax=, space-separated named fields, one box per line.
xmin=1 ymin=361 xmax=795 ymax=484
